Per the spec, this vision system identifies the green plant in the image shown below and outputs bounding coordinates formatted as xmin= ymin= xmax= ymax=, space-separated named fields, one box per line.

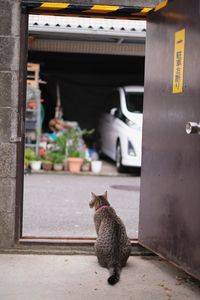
xmin=52 ymin=152 xmax=64 ymax=164
xmin=55 ymin=133 xmax=68 ymax=155
xmin=55 ymin=127 xmax=95 ymax=158
xmin=66 ymin=128 xmax=81 ymax=153
xmin=44 ymin=152 xmax=53 ymax=162
xmin=24 ymin=148 xmax=41 ymax=161
xmin=66 ymin=127 xmax=94 ymax=158
xmin=24 ymin=158 xmax=29 ymax=167
xmin=33 ymin=155 xmax=42 ymax=161
xmin=42 ymin=160 xmax=52 ymax=164
xmin=24 ymin=148 xmax=36 ymax=161
xmin=67 ymin=149 xmax=84 ymax=158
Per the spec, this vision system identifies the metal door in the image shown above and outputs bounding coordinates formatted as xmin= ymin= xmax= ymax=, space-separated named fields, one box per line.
xmin=139 ymin=0 xmax=200 ymax=280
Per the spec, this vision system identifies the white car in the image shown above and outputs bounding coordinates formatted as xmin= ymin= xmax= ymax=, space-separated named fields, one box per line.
xmin=98 ymin=86 xmax=143 ymax=172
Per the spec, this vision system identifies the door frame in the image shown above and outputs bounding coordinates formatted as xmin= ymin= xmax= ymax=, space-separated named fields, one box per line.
xmin=15 ymin=1 xmax=165 ymax=251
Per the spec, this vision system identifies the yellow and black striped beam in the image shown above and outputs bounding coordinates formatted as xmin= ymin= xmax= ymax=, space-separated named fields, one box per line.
xmin=21 ymin=1 xmax=169 ymax=19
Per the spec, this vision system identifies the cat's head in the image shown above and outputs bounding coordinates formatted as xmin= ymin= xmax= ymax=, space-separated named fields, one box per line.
xmin=89 ymin=191 xmax=110 ymax=210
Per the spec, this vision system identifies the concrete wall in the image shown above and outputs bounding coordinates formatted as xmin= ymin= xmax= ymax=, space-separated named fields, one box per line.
xmin=0 ymin=0 xmax=21 ymax=248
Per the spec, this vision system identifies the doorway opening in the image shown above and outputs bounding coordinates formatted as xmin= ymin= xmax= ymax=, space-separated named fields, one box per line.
xmin=20 ymin=8 xmax=146 ymax=242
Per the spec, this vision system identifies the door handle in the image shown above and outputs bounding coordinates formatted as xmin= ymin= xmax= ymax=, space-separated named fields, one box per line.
xmin=186 ymin=122 xmax=200 ymax=134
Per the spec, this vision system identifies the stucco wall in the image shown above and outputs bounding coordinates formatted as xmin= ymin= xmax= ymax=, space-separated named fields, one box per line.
xmin=0 ymin=0 xmax=21 ymax=248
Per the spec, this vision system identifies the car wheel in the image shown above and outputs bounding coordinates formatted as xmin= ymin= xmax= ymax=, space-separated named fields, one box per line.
xmin=116 ymin=142 xmax=124 ymax=173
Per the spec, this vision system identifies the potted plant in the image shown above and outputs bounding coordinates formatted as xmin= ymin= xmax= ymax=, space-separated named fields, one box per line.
xmin=42 ymin=159 xmax=53 ymax=171
xmin=64 ymin=127 xmax=85 ymax=173
xmin=42 ymin=152 xmax=53 ymax=171
xmin=67 ymin=149 xmax=84 ymax=173
xmin=52 ymin=152 xmax=64 ymax=171
xmin=55 ymin=127 xmax=94 ymax=172
xmin=24 ymin=148 xmax=35 ymax=169
xmin=24 ymin=148 xmax=42 ymax=171
xmin=30 ymin=154 xmax=42 ymax=171
xmin=54 ymin=132 xmax=69 ymax=170
xmin=54 ymin=132 xmax=68 ymax=155
xmin=81 ymin=158 xmax=91 ymax=172
xmin=91 ymin=159 xmax=102 ymax=174
xmin=24 ymin=158 xmax=29 ymax=170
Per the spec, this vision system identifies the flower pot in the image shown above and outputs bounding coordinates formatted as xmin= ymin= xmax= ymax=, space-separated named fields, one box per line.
xmin=64 ymin=160 xmax=68 ymax=171
xmin=67 ymin=157 xmax=83 ymax=173
xmin=81 ymin=161 xmax=91 ymax=172
xmin=53 ymin=163 xmax=63 ymax=171
xmin=91 ymin=160 xmax=102 ymax=174
xmin=31 ymin=160 xmax=42 ymax=171
xmin=42 ymin=162 xmax=53 ymax=171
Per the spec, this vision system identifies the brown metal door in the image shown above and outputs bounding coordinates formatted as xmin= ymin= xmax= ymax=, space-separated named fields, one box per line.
xmin=139 ymin=0 xmax=200 ymax=280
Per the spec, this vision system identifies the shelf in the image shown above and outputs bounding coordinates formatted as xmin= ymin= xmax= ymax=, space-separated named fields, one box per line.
xmin=27 ymin=63 xmax=40 ymax=89
xmin=25 ymin=63 xmax=42 ymax=155
xmin=26 ymin=108 xmax=37 ymax=112
xmin=25 ymin=123 xmax=37 ymax=130
xmin=26 ymin=118 xmax=37 ymax=123
xmin=25 ymin=144 xmax=36 ymax=148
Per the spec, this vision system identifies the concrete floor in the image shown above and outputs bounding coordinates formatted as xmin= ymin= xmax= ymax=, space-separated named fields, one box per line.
xmin=23 ymin=174 xmax=140 ymax=238
xmin=0 ymin=254 xmax=199 ymax=300
xmin=23 ymin=158 xmax=140 ymax=238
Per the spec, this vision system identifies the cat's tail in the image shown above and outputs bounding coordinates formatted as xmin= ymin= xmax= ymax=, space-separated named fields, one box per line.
xmin=108 ymin=266 xmax=121 ymax=285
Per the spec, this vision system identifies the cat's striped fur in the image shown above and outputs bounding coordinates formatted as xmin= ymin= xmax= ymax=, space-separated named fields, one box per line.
xmin=89 ymin=191 xmax=131 ymax=285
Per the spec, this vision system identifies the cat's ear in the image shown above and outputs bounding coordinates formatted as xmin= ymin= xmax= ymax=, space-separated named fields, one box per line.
xmin=91 ymin=192 xmax=96 ymax=199
xmin=104 ymin=191 xmax=108 ymax=199
xmin=90 ymin=192 xmax=95 ymax=208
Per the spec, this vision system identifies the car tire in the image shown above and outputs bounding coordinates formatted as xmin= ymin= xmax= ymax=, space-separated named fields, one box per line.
xmin=116 ymin=142 xmax=124 ymax=173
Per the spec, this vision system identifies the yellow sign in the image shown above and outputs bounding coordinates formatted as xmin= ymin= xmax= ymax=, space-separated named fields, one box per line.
xmin=173 ymin=29 xmax=185 ymax=94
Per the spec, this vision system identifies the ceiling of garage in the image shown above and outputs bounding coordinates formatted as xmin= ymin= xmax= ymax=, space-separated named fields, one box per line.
xmin=28 ymin=15 xmax=146 ymax=56
xmin=26 ymin=1 xmax=169 ymax=56
xmin=29 ymin=15 xmax=146 ymax=41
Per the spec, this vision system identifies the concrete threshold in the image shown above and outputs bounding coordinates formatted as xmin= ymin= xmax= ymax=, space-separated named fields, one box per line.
xmin=0 ymin=240 xmax=152 ymax=256
xmin=30 ymin=169 xmax=130 ymax=177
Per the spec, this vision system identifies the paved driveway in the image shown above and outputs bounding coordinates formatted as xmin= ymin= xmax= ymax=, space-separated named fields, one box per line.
xmin=23 ymin=173 xmax=140 ymax=238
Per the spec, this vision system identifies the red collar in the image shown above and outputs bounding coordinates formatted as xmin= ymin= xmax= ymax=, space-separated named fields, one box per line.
xmin=96 ymin=205 xmax=110 ymax=212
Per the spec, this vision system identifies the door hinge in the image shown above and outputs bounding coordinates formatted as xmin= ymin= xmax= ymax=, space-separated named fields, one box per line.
xmin=10 ymin=136 xmax=22 ymax=143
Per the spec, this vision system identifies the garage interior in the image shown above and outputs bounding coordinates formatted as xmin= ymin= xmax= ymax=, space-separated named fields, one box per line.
xmin=28 ymin=51 xmax=144 ymax=134
xmin=28 ymin=15 xmax=145 ymax=135
xmin=22 ymin=15 xmax=146 ymax=239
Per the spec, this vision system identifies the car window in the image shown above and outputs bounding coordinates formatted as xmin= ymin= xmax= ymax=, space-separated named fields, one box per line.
xmin=125 ymin=92 xmax=143 ymax=113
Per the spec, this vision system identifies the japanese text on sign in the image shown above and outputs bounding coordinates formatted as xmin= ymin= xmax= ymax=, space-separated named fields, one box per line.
xmin=173 ymin=29 xmax=185 ymax=94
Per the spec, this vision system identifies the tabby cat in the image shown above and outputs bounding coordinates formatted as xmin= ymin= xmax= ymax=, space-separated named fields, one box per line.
xmin=89 ymin=191 xmax=131 ymax=285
